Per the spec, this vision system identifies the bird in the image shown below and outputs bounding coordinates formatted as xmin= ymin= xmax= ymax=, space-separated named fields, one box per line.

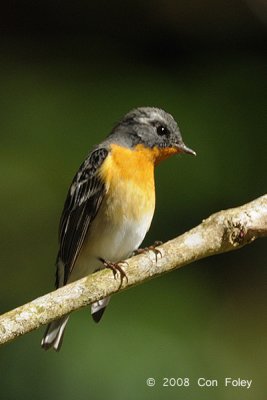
xmin=41 ymin=106 xmax=196 ymax=351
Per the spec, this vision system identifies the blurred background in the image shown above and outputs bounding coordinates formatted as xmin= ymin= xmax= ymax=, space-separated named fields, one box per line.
xmin=0 ymin=1 xmax=266 ymax=399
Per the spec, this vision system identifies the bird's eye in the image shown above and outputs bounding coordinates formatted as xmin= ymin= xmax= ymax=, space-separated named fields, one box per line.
xmin=156 ymin=125 xmax=170 ymax=136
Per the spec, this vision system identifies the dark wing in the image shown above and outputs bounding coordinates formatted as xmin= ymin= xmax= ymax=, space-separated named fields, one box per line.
xmin=56 ymin=147 xmax=109 ymax=286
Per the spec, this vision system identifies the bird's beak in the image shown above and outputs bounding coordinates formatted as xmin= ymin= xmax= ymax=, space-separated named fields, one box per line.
xmin=174 ymin=143 xmax=196 ymax=156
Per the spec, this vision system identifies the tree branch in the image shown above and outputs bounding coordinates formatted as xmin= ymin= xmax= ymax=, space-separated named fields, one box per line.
xmin=1 ymin=194 xmax=266 ymax=346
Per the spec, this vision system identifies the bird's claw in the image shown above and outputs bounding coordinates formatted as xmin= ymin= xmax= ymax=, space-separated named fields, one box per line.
xmin=99 ymin=258 xmax=128 ymax=288
xmin=133 ymin=241 xmax=163 ymax=262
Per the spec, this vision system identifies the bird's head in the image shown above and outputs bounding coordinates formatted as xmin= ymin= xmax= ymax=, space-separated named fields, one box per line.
xmin=108 ymin=107 xmax=196 ymax=164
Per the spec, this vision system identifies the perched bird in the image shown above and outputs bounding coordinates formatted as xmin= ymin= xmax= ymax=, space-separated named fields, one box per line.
xmin=41 ymin=107 xmax=196 ymax=351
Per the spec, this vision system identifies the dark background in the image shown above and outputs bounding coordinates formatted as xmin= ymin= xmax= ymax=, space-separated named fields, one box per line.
xmin=0 ymin=1 xmax=266 ymax=399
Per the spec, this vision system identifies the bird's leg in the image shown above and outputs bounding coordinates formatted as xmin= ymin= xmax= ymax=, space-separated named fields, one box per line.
xmin=99 ymin=258 xmax=128 ymax=288
xmin=133 ymin=240 xmax=163 ymax=262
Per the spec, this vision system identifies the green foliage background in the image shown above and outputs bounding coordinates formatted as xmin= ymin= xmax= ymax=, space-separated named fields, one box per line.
xmin=0 ymin=1 xmax=266 ymax=399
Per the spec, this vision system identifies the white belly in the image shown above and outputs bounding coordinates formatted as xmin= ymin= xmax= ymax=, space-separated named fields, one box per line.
xmin=68 ymin=201 xmax=154 ymax=283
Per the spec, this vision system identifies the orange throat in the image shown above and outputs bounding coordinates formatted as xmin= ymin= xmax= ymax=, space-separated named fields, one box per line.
xmin=100 ymin=143 xmax=179 ymax=187
xmin=150 ymin=145 xmax=180 ymax=165
xmin=98 ymin=143 xmax=180 ymax=223
xmin=100 ymin=144 xmax=155 ymax=191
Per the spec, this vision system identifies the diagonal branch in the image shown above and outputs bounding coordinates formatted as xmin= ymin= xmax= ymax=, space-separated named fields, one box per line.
xmin=0 ymin=194 xmax=266 ymax=346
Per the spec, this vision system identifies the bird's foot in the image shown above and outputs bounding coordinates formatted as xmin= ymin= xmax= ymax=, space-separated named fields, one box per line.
xmin=133 ymin=240 xmax=163 ymax=262
xmin=99 ymin=258 xmax=128 ymax=288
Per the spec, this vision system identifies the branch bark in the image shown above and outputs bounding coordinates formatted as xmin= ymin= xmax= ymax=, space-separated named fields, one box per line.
xmin=1 ymin=194 xmax=267 ymax=346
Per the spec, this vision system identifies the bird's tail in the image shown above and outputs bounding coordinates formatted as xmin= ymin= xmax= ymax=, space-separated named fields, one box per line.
xmin=41 ymin=296 xmax=110 ymax=350
xmin=91 ymin=296 xmax=110 ymax=323
xmin=41 ymin=315 xmax=70 ymax=351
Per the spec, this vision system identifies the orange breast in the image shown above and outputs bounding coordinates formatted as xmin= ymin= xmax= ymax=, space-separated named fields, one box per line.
xmin=99 ymin=144 xmax=156 ymax=222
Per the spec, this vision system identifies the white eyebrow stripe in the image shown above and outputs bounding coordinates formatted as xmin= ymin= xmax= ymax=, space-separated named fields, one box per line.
xmin=138 ymin=112 xmax=166 ymax=124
